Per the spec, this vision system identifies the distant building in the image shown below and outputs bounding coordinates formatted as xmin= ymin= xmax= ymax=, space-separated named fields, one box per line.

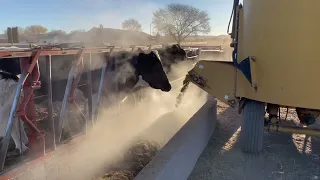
xmin=86 ymin=27 xmax=150 ymax=46
xmin=0 ymin=34 xmax=7 ymax=43
xmin=0 ymin=39 xmax=7 ymax=43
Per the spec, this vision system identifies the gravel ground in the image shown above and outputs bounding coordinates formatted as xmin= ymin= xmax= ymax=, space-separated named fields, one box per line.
xmin=188 ymin=100 xmax=320 ymax=180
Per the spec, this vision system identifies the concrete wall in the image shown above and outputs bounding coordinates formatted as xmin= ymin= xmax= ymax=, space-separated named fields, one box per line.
xmin=135 ymin=97 xmax=217 ymax=180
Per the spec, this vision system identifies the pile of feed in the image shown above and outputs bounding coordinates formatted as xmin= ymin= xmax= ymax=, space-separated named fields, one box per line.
xmin=94 ymin=140 xmax=160 ymax=180
xmin=35 ymin=100 xmax=86 ymax=143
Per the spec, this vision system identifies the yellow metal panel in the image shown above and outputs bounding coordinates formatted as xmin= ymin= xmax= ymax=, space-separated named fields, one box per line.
xmin=189 ymin=60 xmax=237 ymax=107
xmin=236 ymin=0 xmax=320 ymax=110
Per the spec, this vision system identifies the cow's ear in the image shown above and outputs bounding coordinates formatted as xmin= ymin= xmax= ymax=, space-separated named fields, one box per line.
xmin=137 ymin=48 xmax=144 ymax=53
xmin=138 ymin=52 xmax=145 ymax=57
xmin=171 ymin=44 xmax=178 ymax=52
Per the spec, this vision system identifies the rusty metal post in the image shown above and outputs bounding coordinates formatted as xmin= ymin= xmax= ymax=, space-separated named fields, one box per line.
xmin=18 ymin=51 xmax=45 ymax=159
xmin=0 ymin=49 xmax=43 ymax=170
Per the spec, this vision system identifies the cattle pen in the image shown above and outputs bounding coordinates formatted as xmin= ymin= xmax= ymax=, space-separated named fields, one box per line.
xmin=0 ymin=44 xmax=222 ymax=179
xmin=3 ymin=0 xmax=320 ymax=178
xmin=0 ymin=46 xmax=120 ymax=173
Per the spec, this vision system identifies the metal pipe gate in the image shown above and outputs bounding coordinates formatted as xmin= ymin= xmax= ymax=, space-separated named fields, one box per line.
xmin=0 ymin=46 xmax=120 ymax=172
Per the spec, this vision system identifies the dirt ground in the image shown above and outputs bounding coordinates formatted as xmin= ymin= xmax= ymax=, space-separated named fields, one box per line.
xmin=188 ymin=100 xmax=320 ymax=180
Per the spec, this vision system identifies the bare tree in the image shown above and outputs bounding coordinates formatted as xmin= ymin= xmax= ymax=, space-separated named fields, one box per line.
xmin=122 ymin=18 xmax=142 ymax=31
xmin=49 ymin=30 xmax=67 ymax=36
xmin=22 ymin=25 xmax=48 ymax=42
xmin=153 ymin=3 xmax=211 ymax=44
xmin=24 ymin=25 xmax=48 ymax=36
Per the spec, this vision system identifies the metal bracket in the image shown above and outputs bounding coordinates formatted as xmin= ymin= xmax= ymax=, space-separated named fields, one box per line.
xmin=18 ymin=49 xmax=44 ymax=134
xmin=238 ymin=98 xmax=246 ymax=114
xmin=188 ymin=70 xmax=207 ymax=88
xmin=249 ymin=56 xmax=258 ymax=89
xmin=235 ymin=56 xmax=258 ymax=90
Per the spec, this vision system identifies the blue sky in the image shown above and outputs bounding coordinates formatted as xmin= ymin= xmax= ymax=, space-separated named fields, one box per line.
xmin=1 ymin=0 xmax=237 ymax=35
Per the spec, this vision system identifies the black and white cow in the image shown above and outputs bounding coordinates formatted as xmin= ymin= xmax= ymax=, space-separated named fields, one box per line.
xmin=35 ymin=44 xmax=186 ymax=103
xmin=0 ymin=49 xmax=172 ymax=152
xmin=0 ymin=58 xmax=29 ymax=155
xmin=156 ymin=44 xmax=187 ymax=73
xmin=36 ymin=49 xmax=171 ymax=101
xmin=58 ymin=49 xmax=171 ymax=138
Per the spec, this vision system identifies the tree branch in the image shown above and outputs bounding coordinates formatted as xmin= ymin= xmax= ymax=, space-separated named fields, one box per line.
xmin=152 ymin=3 xmax=211 ymax=44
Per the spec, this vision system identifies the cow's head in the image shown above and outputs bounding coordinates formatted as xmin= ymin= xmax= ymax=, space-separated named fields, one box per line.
xmin=0 ymin=58 xmax=21 ymax=77
xmin=166 ymin=44 xmax=187 ymax=60
xmin=134 ymin=50 xmax=171 ymax=92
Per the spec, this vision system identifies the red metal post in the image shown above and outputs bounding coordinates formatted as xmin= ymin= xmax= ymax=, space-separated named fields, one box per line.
xmin=17 ymin=49 xmax=45 ymax=157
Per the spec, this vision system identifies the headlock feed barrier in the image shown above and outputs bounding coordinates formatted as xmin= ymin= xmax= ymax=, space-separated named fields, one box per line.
xmin=0 ymin=45 xmax=159 ymax=172
xmin=0 ymin=46 xmax=122 ymax=172
xmin=0 ymin=43 xmax=220 ymax=177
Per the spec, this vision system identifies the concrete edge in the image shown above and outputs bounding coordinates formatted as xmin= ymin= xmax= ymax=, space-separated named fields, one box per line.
xmin=134 ymin=97 xmax=217 ymax=180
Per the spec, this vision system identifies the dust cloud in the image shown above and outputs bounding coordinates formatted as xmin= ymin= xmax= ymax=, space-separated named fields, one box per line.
xmin=53 ymin=60 xmax=209 ymax=180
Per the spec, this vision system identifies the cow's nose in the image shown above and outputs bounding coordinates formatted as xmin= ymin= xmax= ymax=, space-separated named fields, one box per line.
xmin=161 ymin=84 xmax=171 ymax=92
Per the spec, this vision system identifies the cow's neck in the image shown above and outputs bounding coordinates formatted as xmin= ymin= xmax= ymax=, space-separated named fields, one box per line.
xmin=133 ymin=75 xmax=148 ymax=89
xmin=0 ymin=71 xmax=19 ymax=82
xmin=112 ymin=58 xmax=139 ymax=93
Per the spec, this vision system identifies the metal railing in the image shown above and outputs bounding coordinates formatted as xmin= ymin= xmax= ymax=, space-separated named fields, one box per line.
xmin=0 ymin=43 xmax=220 ymax=172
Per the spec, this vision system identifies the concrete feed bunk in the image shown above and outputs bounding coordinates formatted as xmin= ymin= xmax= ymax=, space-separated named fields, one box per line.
xmin=135 ymin=98 xmax=216 ymax=180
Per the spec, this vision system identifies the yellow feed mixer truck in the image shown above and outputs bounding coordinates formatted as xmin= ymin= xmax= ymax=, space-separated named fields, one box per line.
xmin=181 ymin=0 xmax=320 ymax=154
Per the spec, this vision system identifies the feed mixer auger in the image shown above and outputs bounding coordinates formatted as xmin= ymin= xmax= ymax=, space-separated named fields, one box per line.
xmin=179 ymin=0 xmax=320 ymax=154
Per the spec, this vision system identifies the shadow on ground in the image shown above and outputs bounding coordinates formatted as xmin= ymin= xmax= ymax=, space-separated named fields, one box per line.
xmin=188 ymin=101 xmax=320 ymax=180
